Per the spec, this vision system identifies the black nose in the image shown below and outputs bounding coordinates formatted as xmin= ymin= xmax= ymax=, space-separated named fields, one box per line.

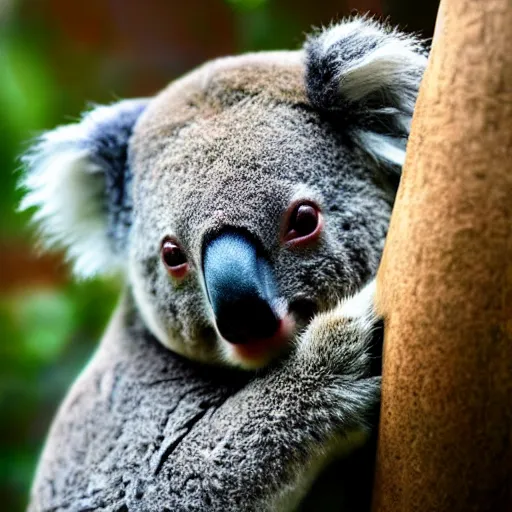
xmin=202 ymin=231 xmax=280 ymax=344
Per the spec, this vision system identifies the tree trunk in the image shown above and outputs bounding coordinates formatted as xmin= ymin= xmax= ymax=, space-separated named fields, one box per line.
xmin=372 ymin=0 xmax=512 ymax=510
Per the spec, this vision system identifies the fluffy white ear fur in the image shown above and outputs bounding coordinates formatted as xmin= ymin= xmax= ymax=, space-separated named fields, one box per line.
xmin=20 ymin=99 xmax=148 ymax=278
xmin=353 ymin=131 xmax=407 ymax=167
xmin=305 ymin=17 xmax=428 ymax=169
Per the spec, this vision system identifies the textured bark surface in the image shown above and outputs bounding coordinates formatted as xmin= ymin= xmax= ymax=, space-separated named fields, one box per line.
xmin=373 ymin=0 xmax=512 ymax=511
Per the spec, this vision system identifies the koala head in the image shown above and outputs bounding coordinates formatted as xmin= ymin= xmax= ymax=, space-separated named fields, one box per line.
xmin=21 ymin=18 xmax=426 ymax=369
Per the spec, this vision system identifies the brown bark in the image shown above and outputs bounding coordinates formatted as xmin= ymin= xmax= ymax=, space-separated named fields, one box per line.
xmin=372 ymin=0 xmax=512 ymax=511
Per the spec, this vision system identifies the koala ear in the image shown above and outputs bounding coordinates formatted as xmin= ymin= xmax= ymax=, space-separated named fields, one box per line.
xmin=20 ymin=99 xmax=149 ymax=278
xmin=304 ymin=17 xmax=428 ymax=169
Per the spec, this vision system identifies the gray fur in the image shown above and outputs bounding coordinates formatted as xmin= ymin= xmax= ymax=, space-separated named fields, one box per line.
xmin=28 ymin=287 xmax=380 ymax=511
xmin=22 ymin=18 xmax=426 ymax=511
xmin=305 ymin=17 xmax=427 ymax=168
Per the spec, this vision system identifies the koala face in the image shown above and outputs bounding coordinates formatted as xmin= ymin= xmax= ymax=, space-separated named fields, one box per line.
xmin=127 ymin=55 xmax=396 ymax=367
xmin=21 ymin=18 xmax=426 ymax=369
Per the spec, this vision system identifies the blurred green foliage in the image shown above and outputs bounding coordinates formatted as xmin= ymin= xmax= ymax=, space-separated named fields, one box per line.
xmin=226 ymin=0 xmax=269 ymax=10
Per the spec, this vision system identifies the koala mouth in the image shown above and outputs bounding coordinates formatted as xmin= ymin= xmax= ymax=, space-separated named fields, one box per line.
xmin=220 ymin=297 xmax=321 ymax=368
xmin=226 ymin=314 xmax=296 ymax=365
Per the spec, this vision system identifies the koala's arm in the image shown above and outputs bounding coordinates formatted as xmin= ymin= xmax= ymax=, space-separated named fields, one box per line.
xmin=29 ymin=282 xmax=381 ymax=512
xmin=171 ymin=280 xmax=381 ymax=512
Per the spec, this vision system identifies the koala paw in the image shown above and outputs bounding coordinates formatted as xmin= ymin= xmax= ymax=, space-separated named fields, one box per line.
xmin=295 ymin=279 xmax=381 ymax=379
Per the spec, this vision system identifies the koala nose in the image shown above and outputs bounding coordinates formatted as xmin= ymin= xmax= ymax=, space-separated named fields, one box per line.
xmin=202 ymin=231 xmax=280 ymax=345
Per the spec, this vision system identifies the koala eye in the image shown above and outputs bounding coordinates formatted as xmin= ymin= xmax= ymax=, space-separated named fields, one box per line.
xmin=161 ymin=238 xmax=189 ymax=278
xmin=284 ymin=202 xmax=322 ymax=246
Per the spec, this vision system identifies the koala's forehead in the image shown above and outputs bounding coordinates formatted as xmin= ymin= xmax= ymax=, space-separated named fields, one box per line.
xmin=131 ymin=51 xmax=314 ymax=172
xmin=129 ymin=51 xmax=341 ymax=187
xmin=132 ymin=51 xmax=306 ymax=143
xmin=128 ymin=51 xmax=349 ymax=245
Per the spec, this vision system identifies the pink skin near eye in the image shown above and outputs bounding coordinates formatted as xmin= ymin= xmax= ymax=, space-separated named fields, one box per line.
xmin=282 ymin=201 xmax=323 ymax=247
xmin=161 ymin=238 xmax=190 ymax=279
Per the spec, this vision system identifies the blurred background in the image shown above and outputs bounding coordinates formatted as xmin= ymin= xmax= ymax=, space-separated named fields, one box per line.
xmin=0 ymin=0 xmax=439 ymax=509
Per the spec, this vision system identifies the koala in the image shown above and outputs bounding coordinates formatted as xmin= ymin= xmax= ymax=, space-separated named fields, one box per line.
xmin=21 ymin=17 xmax=426 ymax=512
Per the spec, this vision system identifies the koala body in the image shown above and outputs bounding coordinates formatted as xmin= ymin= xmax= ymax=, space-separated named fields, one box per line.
xmin=22 ymin=18 xmax=426 ymax=511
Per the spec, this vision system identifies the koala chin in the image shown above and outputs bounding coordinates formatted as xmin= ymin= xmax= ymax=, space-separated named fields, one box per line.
xmin=21 ymin=17 xmax=426 ymax=371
